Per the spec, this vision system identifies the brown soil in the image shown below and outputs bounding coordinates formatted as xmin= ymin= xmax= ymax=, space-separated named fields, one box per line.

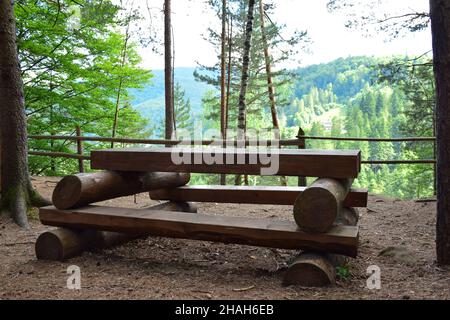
xmin=0 ymin=176 xmax=449 ymax=300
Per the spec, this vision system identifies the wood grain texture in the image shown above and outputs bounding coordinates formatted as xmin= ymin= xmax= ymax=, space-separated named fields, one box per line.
xmin=283 ymin=253 xmax=336 ymax=287
xmin=149 ymin=185 xmax=368 ymax=207
xmin=39 ymin=205 xmax=359 ymax=257
xmin=35 ymin=201 xmax=197 ymax=261
xmin=52 ymin=171 xmax=190 ymax=210
xmin=284 ymin=207 xmax=359 ymax=287
xmin=90 ymin=148 xmax=361 ymax=179
xmin=293 ymin=178 xmax=353 ymax=233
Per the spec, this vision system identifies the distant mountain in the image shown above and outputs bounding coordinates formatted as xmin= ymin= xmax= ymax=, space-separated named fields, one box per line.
xmin=294 ymin=56 xmax=380 ymax=102
xmin=129 ymin=57 xmax=383 ymax=131
xmin=129 ymin=67 xmax=215 ymax=127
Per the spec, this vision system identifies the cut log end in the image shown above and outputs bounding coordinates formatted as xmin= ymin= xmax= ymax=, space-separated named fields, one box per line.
xmin=35 ymin=229 xmax=82 ymax=261
xmin=294 ymin=187 xmax=338 ymax=233
xmin=283 ymin=253 xmax=336 ymax=287
xmin=52 ymin=175 xmax=83 ymax=210
xmin=293 ymin=178 xmax=353 ymax=233
xmin=284 ymin=207 xmax=359 ymax=287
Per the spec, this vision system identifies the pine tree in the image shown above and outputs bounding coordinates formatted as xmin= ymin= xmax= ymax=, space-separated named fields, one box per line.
xmin=174 ymin=83 xmax=194 ymax=132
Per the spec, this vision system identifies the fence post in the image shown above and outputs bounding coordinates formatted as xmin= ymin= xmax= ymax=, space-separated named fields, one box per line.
xmin=76 ymin=126 xmax=84 ymax=173
xmin=297 ymin=127 xmax=307 ymax=187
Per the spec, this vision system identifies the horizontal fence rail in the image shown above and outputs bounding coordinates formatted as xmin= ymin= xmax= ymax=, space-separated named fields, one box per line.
xmin=28 ymin=135 xmax=437 ymax=145
xmin=27 ymin=133 xmax=437 ymax=166
xmin=28 ymin=151 xmax=90 ymax=161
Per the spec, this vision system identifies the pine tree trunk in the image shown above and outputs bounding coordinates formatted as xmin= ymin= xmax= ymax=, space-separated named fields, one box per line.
xmin=220 ymin=0 xmax=227 ymax=140
xmin=225 ymin=17 xmax=233 ymax=133
xmin=431 ymin=0 xmax=450 ymax=265
xmin=164 ymin=0 xmax=174 ymax=140
xmin=220 ymin=0 xmax=228 ymax=185
xmin=226 ymin=18 xmax=234 ymax=187
xmin=111 ymin=10 xmax=131 ymax=148
xmin=237 ymin=0 xmax=255 ymax=141
xmin=259 ymin=0 xmax=285 ymax=186
xmin=0 ymin=0 xmax=50 ymax=228
xmin=259 ymin=0 xmax=279 ymax=132
xmin=111 ymin=77 xmax=124 ymax=148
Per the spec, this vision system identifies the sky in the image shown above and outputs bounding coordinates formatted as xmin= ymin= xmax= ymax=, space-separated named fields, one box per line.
xmin=137 ymin=0 xmax=432 ymax=70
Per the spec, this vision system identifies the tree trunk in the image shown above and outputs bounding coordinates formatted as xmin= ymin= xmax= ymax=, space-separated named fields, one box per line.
xmin=0 ymin=0 xmax=50 ymax=227
xmin=220 ymin=0 xmax=228 ymax=185
xmin=258 ymin=0 xmax=279 ymax=132
xmin=259 ymin=1 xmax=285 ymax=186
xmin=220 ymin=0 xmax=227 ymax=140
xmin=430 ymin=0 xmax=450 ymax=265
xmin=237 ymin=0 xmax=255 ymax=141
xmin=225 ymin=17 xmax=233 ymax=186
xmin=225 ymin=16 xmax=233 ymax=134
xmin=111 ymin=10 xmax=132 ymax=148
xmin=236 ymin=0 xmax=255 ymax=186
xmin=164 ymin=0 xmax=174 ymax=140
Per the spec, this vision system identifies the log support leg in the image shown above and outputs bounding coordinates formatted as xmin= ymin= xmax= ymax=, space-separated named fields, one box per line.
xmin=293 ymin=178 xmax=353 ymax=233
xmin=283 ymin=208 xmax=359 ymax=287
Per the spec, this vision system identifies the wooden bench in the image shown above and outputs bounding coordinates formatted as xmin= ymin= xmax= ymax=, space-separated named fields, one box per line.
xmin=37 ymin=147 xmax=367 ymax=287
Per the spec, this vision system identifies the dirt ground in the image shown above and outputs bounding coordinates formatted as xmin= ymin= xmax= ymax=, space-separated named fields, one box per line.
xmin=0 ymin=176 xmax=449 ymax=300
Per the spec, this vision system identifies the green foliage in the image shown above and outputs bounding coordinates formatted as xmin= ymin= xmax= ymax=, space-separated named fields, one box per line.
xmin=17 ymin=0 xmax=153 ymax=175
xmin=273 ymin=55 xmax=433 ymax=199
xmin=174 ymin=82 xmax=194 ymax=132
xmin=195 ymin=0 xmax=308 ymax=131
xmin=336 ymin=265 xmax=350 ymax=281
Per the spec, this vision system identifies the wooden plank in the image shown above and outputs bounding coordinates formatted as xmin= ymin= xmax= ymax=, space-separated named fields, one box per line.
xmin=149 ymin=185 xmax=368 ymax=207
xmin=39 ymin=206 xmax=359 ymax=257
xmin=35 ymin=201 xmax=197 ymax=261
xmin=90 ymin=148 xmax=361 ymax=179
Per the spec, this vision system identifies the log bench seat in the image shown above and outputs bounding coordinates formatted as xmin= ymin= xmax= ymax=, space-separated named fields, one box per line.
xmin=39 ymin=205 xmax=359 ymax=257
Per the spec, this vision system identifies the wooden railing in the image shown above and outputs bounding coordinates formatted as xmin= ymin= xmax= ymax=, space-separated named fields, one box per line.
xmin=27 ymin=130 xmax=437 ymax=172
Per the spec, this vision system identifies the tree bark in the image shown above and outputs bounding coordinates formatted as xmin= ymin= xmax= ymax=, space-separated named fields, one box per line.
xmin=220 ymin=0 xmax=228 ymax=185
xmin=111 ymin=6 xmax=133 ymax=148
xmin=225 ymin=16 xmax=233 ymax=133
xmin=430 ymin=0 xmax=450 ymax=265
xmin=220 ymin=0 xmax=227 ymax=140
xmin=0 ymin=0 xmax=50 ymax=227
xmin=164 ymin=0 xmax=174 ymax=140
xmin=237 ymin=0 xmax=256 ymax=141
xmin=259 ymin=0 xmax=279 ymax=132
xmin=259 ymin=1 xmax=285 ymax=186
